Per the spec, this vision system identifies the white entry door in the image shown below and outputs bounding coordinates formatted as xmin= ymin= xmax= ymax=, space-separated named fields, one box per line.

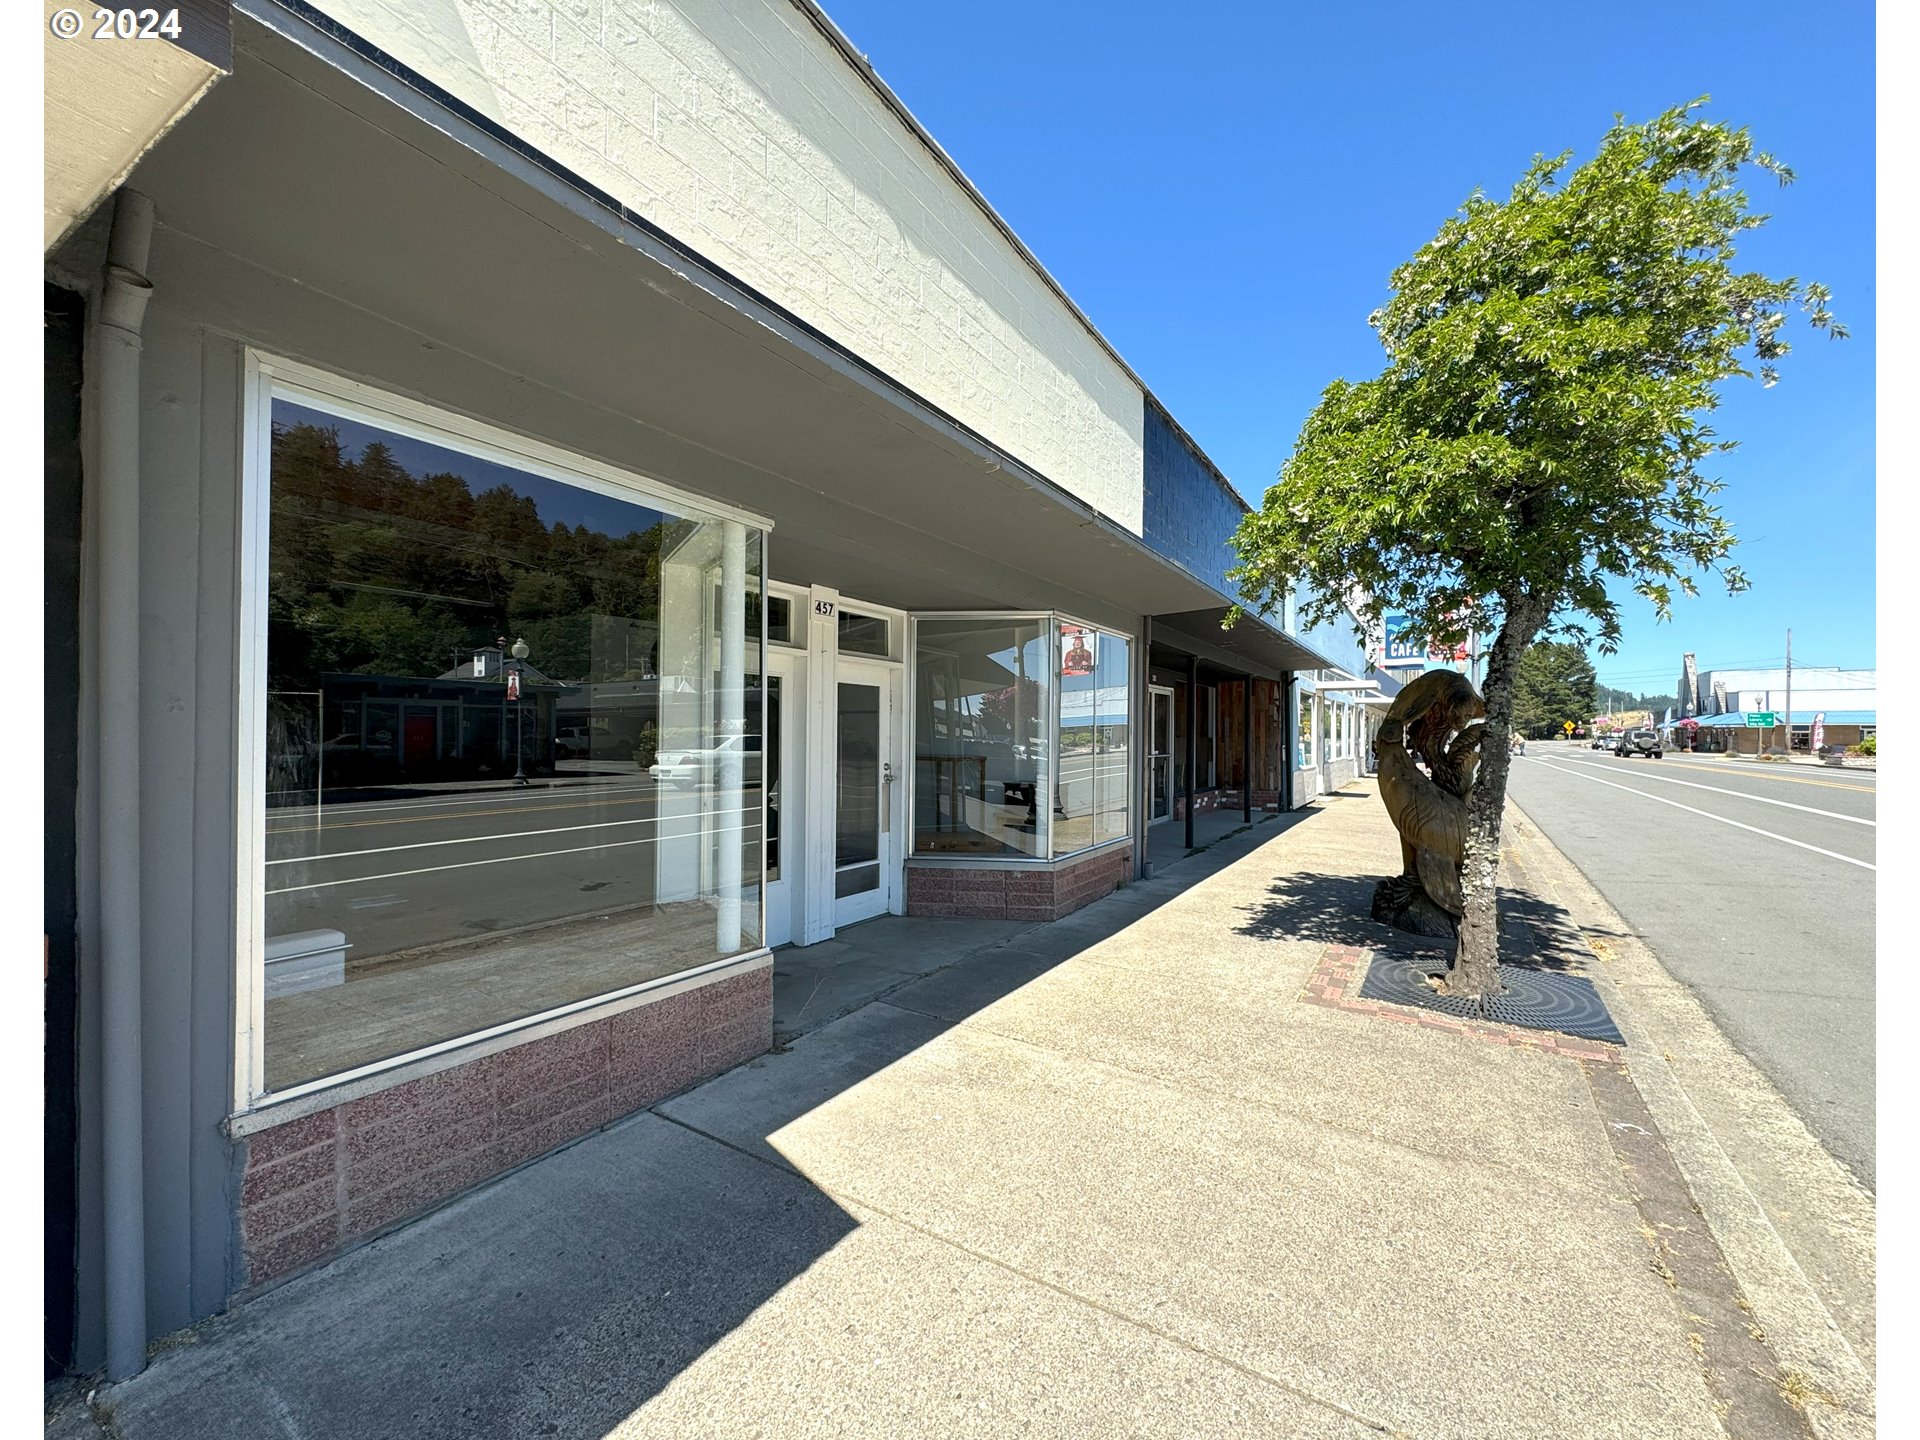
xmin=832 ymin=659 xmax=899 ymax=927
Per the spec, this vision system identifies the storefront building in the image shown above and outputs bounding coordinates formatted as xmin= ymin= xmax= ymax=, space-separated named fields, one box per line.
xmin=44 ymin=0 xmax=1350 ymax=1376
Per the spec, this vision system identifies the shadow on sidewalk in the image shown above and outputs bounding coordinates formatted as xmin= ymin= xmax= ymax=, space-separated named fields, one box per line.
xmin=101 ymin=806 xmax=1348 ymax=1440
xmin=1233 ymin=868 xmax=1596 ymax=974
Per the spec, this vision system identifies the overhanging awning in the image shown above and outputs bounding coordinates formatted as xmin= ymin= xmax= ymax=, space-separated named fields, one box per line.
xmin=1149 ymin=608 xmax=1338 ymax=681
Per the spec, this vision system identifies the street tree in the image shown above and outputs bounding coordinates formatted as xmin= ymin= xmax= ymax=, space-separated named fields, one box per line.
xmin=1513 ymin=641 xmax=1598 ymax=738
xmin=1228 ymin=101 xmax=1843 ymax=998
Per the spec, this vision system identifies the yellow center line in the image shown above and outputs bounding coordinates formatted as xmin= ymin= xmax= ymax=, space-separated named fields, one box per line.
xmin=266 ymin=793 xmax=659 ymax=833
xmin=1558 ymin=753 xmax=1873 ymax=794
xmin=1650 ymin=762 xmax=1873 ymax=794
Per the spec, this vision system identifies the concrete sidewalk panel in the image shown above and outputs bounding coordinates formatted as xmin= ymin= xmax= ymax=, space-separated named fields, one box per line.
xmin=99 ymin=1115 xmax=864 ymax=1440
xmin=937 ymin=953 xmax=1623 ymax=1198
xmin=660 ymin=1002 xmax=954 ymax=1168
xmin=616 ymin=1203 xmax=1388 ymax=1439
xmin=725 ymin=1021 xmax=1724 ymax=1440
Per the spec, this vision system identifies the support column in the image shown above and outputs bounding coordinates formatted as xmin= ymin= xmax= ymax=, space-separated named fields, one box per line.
xmin=1134 ymin=617 xmax=1151 ymax=878
xmin=1282 ymin=673 xmax=1296 ymax=812
xmin=1242 ymin=675 xmax=1253 ymax=823
xmin=1184 ymin=654 xmax=1197 ymax=851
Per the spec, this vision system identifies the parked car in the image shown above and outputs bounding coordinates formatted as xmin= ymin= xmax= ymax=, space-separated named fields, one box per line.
xmin=1591 ymin=735 xmax=1612 ymax=750
xmin=1613 ymin=729 xmax=1663 ymax=758
xmin=649 ymin=733 xmax=761 ymax=790
xmin=554 ymin=725 xmax=591 ymax=759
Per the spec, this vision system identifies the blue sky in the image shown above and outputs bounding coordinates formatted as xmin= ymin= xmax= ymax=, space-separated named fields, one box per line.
xmin=819 ymin=0 xmax=1876 ymax=699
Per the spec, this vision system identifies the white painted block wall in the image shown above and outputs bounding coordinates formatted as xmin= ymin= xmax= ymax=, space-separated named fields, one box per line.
xmin=315 ymin=0 xmax=1147 ymax=532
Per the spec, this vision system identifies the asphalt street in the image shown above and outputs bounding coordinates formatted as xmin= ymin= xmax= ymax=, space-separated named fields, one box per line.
xmin=1509 ymin=744 xmax=1875 ymax=1187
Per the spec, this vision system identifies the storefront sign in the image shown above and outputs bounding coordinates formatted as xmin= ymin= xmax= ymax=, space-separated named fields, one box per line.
xmin=1380 ymin=614 xmax=1425 ymax=667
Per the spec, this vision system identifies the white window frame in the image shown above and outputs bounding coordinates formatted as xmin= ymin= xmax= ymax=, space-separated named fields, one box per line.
xmin=234 ymin=351 xmax=774 ymax=1115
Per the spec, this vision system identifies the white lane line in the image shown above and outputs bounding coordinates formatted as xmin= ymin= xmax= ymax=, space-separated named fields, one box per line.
xmin=1524 ymin=759 xmax=1875 ymax=872
xmin=1521 ymin=757 xmax=1872 ymax=827
xmin=265 ymin=801 xmax=759 ymax=865
xmin=264 ymin=815 xmax=752 ymax=894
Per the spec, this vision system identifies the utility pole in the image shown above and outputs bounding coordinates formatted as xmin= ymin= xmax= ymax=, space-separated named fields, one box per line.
xmin=1783 ymin=628 xmax=1792 ymax=757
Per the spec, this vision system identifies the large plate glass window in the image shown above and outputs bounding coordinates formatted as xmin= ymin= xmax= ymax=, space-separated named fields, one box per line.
xmin=912 ymin=617 xmax=1049 ymax=857
xmin=1052 ymin=624 xmax=1131 ymax=855
xmin=257 ymin=383 xmax=764 ymax=1095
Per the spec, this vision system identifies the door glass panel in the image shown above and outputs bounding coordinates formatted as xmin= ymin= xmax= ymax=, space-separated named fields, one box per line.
xmin=836 ymin=682 xmax=880 ymax=892
xmin=764 ymin=676 xmax=781 ymax=882
xmin=838 ymin=611 xmax=890 ymax=658
xmin=835 ymin=863 xmax=880 ymax=899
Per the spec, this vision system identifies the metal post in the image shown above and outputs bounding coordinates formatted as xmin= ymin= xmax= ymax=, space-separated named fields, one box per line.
xmin=1242 ymin=675 xmax=1253 ymax=823
xmin=1184 ymin=654 xmax=1198 ymax=851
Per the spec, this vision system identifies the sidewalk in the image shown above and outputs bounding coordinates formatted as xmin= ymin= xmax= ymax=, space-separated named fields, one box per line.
xmin=63 ymin=782 xmax=1868 ymax=1440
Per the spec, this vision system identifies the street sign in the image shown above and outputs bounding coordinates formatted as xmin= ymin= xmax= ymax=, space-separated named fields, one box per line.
xmin=1745 ymin=711 xmax=1775 ymax=728
xmin=1563 ymin=721 xmax=1575 ymax=735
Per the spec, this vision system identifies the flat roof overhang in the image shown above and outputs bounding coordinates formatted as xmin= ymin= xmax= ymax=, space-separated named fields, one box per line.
xmin=44 ymin=7 xmax=231 ymax=251
xmin=1150 ymin=608 xmax=1338 ymax=682
xmin=79 ymin=5 xmax=1269 ymax=635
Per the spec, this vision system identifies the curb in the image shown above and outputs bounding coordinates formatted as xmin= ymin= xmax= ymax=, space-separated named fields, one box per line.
xmin=1502 ymin=800 xmax=1876 ymax=1439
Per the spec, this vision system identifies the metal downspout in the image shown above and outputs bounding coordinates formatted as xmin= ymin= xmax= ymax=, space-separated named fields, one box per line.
xmin=96 ymin=188 xmax=154 ymax=1381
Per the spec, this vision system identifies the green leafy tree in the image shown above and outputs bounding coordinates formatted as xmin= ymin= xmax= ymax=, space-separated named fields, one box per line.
xmin=1229 ymin=102 xmax=1842 ymax=998
xmin=1512 ymin=642 xmax=1598 ymax=738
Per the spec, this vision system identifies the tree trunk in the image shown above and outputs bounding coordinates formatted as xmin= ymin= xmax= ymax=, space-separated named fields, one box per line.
xmin=1444 ymin=595 xmax=1546 ymax=1001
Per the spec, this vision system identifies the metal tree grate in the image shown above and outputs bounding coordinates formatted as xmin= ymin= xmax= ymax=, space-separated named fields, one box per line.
xmin=1358 ymin=954 xmax=1626 ymax=1047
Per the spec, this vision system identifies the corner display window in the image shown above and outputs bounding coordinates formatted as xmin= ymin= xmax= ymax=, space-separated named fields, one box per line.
xmin=259 ymin=395 xmax=764 ymax=1093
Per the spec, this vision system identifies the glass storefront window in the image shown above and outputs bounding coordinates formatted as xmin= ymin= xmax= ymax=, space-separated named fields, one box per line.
xmin=911 ymin=614 xmax=1131 ymax=861
xmin=1052 ymin=625 xmax=1130 ymax=855
xmin=259 ymin=390 xmax=764 ymax=1094
xmin=912 ymin=617 xmax=1049 ymax=857
xmin=1093 ymin=633 xmax=1131 ymax=845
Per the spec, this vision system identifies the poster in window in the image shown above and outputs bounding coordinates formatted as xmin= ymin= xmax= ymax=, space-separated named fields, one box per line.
xmin=1061 ymin=627 xmax=1094 ymax=677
